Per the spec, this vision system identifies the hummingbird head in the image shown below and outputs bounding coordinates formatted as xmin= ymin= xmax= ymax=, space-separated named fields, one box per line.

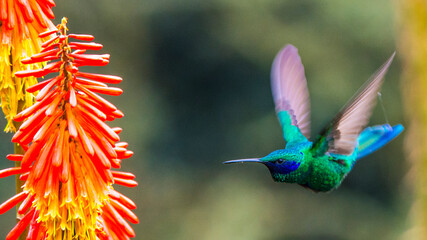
xmin=223 ymin=149 xmax=304 ymax=182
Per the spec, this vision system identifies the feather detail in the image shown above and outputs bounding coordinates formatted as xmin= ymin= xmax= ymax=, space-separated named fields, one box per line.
xmin=271 ymin=45 xmax=311 ymax=139
xmin=356 ymin=124 xmax=403 ymax=159
xmin=312 ymin=52 xmax=395 ymax=156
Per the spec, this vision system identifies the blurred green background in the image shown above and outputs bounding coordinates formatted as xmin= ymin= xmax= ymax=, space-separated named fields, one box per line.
xmin=0 ymin=0 xmax=410 ymax=239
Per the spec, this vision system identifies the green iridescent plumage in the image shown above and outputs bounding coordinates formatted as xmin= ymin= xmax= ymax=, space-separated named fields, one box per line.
xmin=224 ymin=45 xmax=403 ymax=192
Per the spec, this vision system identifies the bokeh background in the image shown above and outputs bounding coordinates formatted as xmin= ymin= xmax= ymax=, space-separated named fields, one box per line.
xmin=0 ymin=0 xmax=419 ymax=239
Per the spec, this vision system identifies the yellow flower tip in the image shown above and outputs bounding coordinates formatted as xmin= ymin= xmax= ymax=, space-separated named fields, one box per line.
xmin=1 ymin=39 xmax=46 ymax=132
xmin=58 ymin=17 xmax=69 ymax=33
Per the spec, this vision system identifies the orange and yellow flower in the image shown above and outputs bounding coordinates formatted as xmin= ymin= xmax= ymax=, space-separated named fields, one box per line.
xmin=0 ymin=18 xmax=138 ymax=239
xmin=0 ymin=0 xmax=56 ymax=132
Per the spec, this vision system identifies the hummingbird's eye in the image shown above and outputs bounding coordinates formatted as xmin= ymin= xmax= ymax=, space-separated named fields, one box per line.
xmin=276 ymin=159 xmax=285 ymax=164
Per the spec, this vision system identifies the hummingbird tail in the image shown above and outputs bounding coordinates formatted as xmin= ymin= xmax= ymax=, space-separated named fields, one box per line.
xmin=356 ymin=124 xmax=404 ymax=160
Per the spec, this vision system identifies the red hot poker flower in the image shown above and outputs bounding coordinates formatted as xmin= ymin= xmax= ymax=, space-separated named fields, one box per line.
xmin=0 ymin=18 xmax=138 ymax=239
xmin=0 ymin=0 xmax=56 ymax=132
xmin=0 ymin=0 xmax=55 ymax=44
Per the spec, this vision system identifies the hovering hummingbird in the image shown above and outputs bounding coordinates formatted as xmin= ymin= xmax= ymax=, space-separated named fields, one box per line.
xmin=224 ymin=45 xmax=403 ymax=192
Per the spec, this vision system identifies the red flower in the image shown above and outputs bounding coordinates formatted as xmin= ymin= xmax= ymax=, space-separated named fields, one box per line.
xmin=0 ymin=0 xmax=55 ymax=44
xmin=0 ymin=17 xmax=138 ymax=239
xmin=0 ymin=0 xmax=56 ymax=132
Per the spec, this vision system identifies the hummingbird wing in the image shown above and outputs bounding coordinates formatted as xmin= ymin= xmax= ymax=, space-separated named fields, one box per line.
xmin=311 ymin=52 xmax=395 ymax=156
xmin=271 ymin=45 xmax=311 ymax=144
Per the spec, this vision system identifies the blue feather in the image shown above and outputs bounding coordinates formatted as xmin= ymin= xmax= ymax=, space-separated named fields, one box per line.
xmin=263 ymin=161 xmax=301 ymax=175
xmin=356 ymin=124 xmax=404 ymax=159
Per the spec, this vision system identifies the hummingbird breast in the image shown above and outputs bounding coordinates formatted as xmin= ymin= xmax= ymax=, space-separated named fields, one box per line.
xmin=302 ymin=155 xmax=352 ymax=192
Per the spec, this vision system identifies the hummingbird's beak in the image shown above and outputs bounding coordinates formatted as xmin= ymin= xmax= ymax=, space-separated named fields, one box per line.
xmin=223 ymin=158 xmax=261 ymax=164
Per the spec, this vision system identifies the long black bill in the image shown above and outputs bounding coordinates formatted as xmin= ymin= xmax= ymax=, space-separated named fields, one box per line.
xmin=223 ymin=158 xmax=261 ymax=164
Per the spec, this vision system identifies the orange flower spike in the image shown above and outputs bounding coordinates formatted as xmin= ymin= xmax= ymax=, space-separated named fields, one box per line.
xmin=44 ymin=163 xmax=59 ymax=199
xmin=109 ymin=199 xmax=139 ymax=224
xmin=18 ymin=104 xmax=49 ymax=131
xmin=7 ymin=0 xmax=17 ymax=29
xmin=25 ymin=48 xmax=59 ymax=62
xmin=17 ymin=115 xmax=53 ymax=145
xmin=0 ymin=167 xmax=26 ymax=178
xmin=103 ymin=202 xmax=135 ymax=238
xmin=13 ymin=101 xmax=41 ymax=122
xmin=76 ymin=72 xmax=123 ymax=84
xmin=76 ymin=106 xmax=120 ymax=142
xmin=117 ymin=149 xmax=134 ymax=159
xmin=6 ymin=208 xmax=36 ymax=240
xmin=0 ymin=0 xmax=7 ymax=20
xmin=1 ymin=18 xmax=138 ymax=239
xmin=45 ymin=93 xmax=63 ymax=116
xmin=32 ymin=132 xmax=56 ymax=180
xmin=76 ymin=77 xmax=108 ymax=87
xmin=69 ymin=41 xmax=103 ymax=51
xmin=13 ymin=67 xmax=47 ymax=78
xmin=27 ymin=0 xmax=49 ymax=28
xmin=0 ymin=0 xmax=56 ymax=132
xmin=78 ymin=84 xmax=118 ymax=112
xmin=112 ymin=109 xmax=125 ymax=119
xmin=114 ymin=146 xmax=126 ymax=154
xmin=0 ymin=191 xmax=27 ymax=215
xmin=78 ymin=150 xmax=112 ymax=194
xmin=64 ymin=170 xmax=75 ymax=203
xmin=52 ymin=121 xmax=66 ymax=167
xmin=80 ymin=84 xmax=123 ymax=96
xmin=68 ymin=33 xmax=94 ymax=41
xmin=6 ymin=154 xmax=24 ymax=161
xmin=111 ymin=171 xmax=136 ymax=180
xmin=32 ymin=110 xmax=61 ymax=142
xmin=77 ymin=98 xmax=107 ymax=120
xmin=20 ymin=141 xmax=43 ymax=170
xmin=69 ymin=150 xmax=88 ymax=198
xmin=25 ymin=76 xmax=59 ymax=93
xmin=79 ymin=121 xmax=116 ymax=158
xmin=40 ymin=42 xmax=59 ymax=53
xmin=17 ymin=194 xmax=35 ymax=215
xmin=113 ymin=127 xmax=123 ymax=134
xmin=65 ymin=103 xmax=78 ymax=138
xmin=91 ymin=139 xmax=112 ymax=169
xmin=101 ymin=216 xmax=128 ymax=240
xmin=76 ymin=94 xmax=116 ymax=120
xmin=116 ymin=142 xmax=128 ymax=148
xmin=25 ymin=211 xmax=43 ymax=240
xmin=110 ymin=158 xmax=122 ymax=169
xmin=14 ymin=5 xmax=28 ymax=37
xmin=36 ymin=0 xmax=55 ymax=19
xmin=60 ymin=130 xmax=70 ymax=183
xmin=109 ymin=189 xmax=137 ymax=210
xmin=69 ymin=84 xmax=77 ymax=107
xmin=38 ymin=29 xmax=57 ymax=38
xmin=40 ymin=35 xmax=58 ymax=48
xmin=35 ymin=78 xmax=61 ymax=101
xmin=76 ymin=142 xmax=113 ymax=185
xmin=75 ymin=120 xmax=95 ymax=156
xmin=16 ymin=0 xmax=35 ymax=22
xmin=19 ymin=172 xmax=29 ymax=181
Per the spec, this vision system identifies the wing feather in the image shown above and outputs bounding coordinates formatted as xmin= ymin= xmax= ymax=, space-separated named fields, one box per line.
xmin=311 ymin=52 xmax=395 ymax=156
xmin=271 ymin=45 xmax=311 ymax=140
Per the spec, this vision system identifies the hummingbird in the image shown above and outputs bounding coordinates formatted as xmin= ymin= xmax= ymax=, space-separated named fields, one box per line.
xmin=224 ymin=45 xmax=403 ymax=192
